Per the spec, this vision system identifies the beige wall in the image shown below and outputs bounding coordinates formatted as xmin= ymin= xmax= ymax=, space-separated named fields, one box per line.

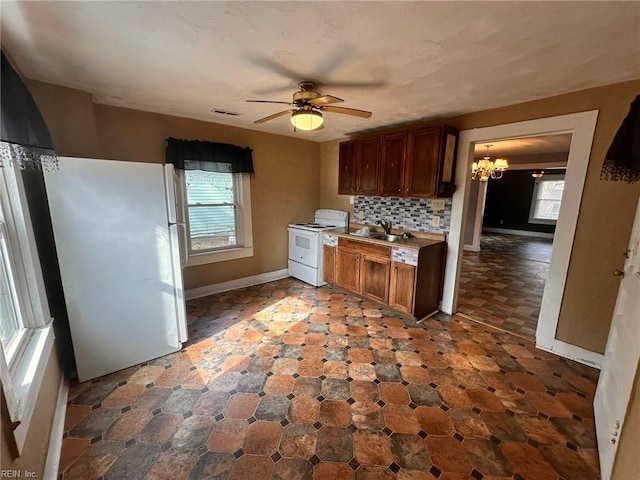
xmin=27 ymin=80 xmax=321 ymax=290
xmin=1 ymin=349 xmax=62 ymax=477
xmin=320 ymin=80 xmax=640 ymax=354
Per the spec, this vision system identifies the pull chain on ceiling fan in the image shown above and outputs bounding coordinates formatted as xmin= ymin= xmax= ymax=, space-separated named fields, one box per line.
xmin=246 ymin=81 xmax=372 ymax=131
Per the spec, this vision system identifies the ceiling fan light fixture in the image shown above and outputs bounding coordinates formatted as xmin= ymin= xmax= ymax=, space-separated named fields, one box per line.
xmin=290 ymin=110 xmax=323 ymax=131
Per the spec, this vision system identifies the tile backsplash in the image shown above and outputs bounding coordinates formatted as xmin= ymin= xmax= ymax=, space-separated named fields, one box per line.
xmin=353 ymin=196 xmax=452 ymax=234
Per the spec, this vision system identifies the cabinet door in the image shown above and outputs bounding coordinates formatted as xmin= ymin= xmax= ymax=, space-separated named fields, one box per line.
xmin=389 ymin=262 xmax=416 ymax=314
xmin=405 ymin=127 xmax=442 ymax=197
xmin=356 ymin=137 xmax=380 ymax=195
xmin=336 ymin=248 xmax=360 ymax=292
xmin=379 ymin=132 xmax=407 ymax=196
xmin=360 ymin=255 xmax=391 ymax=303
xmin=323 ymin=245 xmax=336 ymax=284
xmin=338 ymin=140 xmax=357 ymax=194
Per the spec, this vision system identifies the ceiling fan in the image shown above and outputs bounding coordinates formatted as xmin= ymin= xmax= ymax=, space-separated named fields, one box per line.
xmin=246 ymin=81 xmax=372 ymax=131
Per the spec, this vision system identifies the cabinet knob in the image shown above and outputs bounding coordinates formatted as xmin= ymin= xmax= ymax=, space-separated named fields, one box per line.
xmin=613 ymin=269 xmax=625 ymax=277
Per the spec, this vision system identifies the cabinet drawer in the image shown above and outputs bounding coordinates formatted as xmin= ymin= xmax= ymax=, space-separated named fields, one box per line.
xmin=391 ymin=247 xmax=418 ymax=266
xmin=339 ymin=237 xmax=390 ymax=258
xmin=323 ymin=234 xmax=338 ymax=247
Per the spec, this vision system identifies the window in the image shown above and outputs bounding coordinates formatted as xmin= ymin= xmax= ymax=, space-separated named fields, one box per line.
xmin=0 ymin=218 xmax=28 ymax=366
xmin=0 ymin=153 xmax=54 ymax=455
xmin=529 ymin=174 xmax=565 ymax=224
xmin=181 ymin=170 xmax=253 ymax=266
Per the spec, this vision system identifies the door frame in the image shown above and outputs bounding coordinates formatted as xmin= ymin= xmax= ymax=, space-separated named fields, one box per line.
xmin=442 ymin=110 xmax=603 ymax=367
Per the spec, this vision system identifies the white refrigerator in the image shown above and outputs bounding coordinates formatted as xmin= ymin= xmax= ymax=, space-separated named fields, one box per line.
xmin=44 ymin=156 xmax=188 ymax=382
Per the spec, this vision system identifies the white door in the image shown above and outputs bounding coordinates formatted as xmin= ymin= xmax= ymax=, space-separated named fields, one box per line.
xmin=45 ymin=157 xmax=185 ymax=382
xmin=594 ymin=196 xmax=640 ymax=479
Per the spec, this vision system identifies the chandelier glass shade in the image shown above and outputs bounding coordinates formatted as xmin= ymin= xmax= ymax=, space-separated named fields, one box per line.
xmin=290 ymin=109 xmax=323 ymax=131
xmin=471 ymin=145 xmax=509 ymax=181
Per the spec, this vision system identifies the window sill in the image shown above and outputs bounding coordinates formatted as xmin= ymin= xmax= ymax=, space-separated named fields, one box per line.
xmin=528 ymin=219 xmax=558 ymax=225
xmin=186 ymin=246 xmax=254 ymax=267
xmin=2 ymin=323 xmax=55 ymax=454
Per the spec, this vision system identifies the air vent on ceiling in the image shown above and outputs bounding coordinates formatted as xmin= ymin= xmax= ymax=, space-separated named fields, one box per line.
xmin=211 ymin=108 xmax=240 ymax=116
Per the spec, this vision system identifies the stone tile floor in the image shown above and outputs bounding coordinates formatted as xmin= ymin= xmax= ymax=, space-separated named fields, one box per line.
xmin=59 ymin=277 xmax=600 ymax=479
xmin=457 ymin=234 xmax=554 ymax=339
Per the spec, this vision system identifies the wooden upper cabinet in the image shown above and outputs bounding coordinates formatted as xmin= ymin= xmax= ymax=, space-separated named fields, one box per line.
xmin=379 ymin=132 xmax=407 ymax=196
xmin=338 ymin=140 xmax=357 ymax=194
xmin=338 ymin=137 xmax=379 ymax=195
xmin=355 ymin=137 xmax=380 ymax=195
xmin=405 ymin=126 xmax=458 ymax=198
xmin=338 ymin=125 xmax=457 ymax=198
xmin=405 ymin=127 xmax=441 ymax=197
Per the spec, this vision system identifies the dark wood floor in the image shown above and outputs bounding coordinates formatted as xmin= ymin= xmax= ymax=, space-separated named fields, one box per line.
xmin=457 ymin=233 xmax=553 ymax=339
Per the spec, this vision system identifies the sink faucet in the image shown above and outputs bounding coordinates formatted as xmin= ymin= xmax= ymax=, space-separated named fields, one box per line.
xmin=376 ymin=219 xmax=392 ymax=234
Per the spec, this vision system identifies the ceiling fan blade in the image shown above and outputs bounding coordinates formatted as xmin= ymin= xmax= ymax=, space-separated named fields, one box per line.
xmin=308 ymin=95 xmax=344 ymax=106
xmin=323 ymin=106 xmax=372 ymax=118
xmin=254 ymin=110 xmax=292 ymax=124
xmin=246 ymin=100 xmax=293 ymax=105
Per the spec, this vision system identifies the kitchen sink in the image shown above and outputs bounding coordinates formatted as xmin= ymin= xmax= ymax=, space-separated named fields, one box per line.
xmin=370 ymin=232 xmax=403 ymax=242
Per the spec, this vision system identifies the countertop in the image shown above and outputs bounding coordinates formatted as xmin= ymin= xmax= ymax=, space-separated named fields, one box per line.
xmin=324 ymin=227 xmax=446 ymax=250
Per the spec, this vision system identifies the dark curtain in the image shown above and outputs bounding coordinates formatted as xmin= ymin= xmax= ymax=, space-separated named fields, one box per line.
xmin=601 ymin=95 xmax=640 ymax=183
xmin=1 ymin=51 xmax=54 ymax=151
xmin=0 ymin=50 xmax=73 ymax=372
xmin=165 ymin=137 xmax=254 ymax=174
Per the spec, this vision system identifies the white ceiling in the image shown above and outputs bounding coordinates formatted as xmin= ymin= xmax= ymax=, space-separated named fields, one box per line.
xmin=1 ymin=1 xmax=639 ymax=143
xmin=474 ymin=133 xmax=572 ymax=157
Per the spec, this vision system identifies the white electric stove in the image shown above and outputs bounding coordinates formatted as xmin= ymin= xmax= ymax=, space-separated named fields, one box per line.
xmin=288 ymin=209 xmax=349 ymax=286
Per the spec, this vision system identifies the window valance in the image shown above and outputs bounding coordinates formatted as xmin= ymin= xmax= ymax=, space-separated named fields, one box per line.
xmin=601 ymin=95 xmax=640 ymax=183
xmin=1 ymin=51 xmax=58 ymax=171
xmin=165 ymin=137 xmax=254 ymax=174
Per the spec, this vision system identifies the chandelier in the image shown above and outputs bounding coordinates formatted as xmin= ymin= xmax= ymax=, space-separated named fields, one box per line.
xmin=471 ymin=144 xmax=509 ymax=181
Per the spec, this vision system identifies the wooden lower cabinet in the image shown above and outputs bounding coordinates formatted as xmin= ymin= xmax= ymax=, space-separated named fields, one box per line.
xmin=389 ymin=262 xmax=416 ymax=314
xmin=327 ymin=236 xmax=445 ymax=320
xmin=323 ymin=245 xmax=336 ymax=284
xmin=336 ymin=247 xmax=360 ymax=292
xmin=360 ymin=255 xmax=390 ymax=303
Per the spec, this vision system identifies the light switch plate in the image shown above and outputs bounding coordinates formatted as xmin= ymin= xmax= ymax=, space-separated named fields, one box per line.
xmin=349 ymin=195 xmax=355 ymax=205
xmin=431 ymin=199 xmax=446 ymax=211
xmin=431 ymin=216 xmax=441 ymax=227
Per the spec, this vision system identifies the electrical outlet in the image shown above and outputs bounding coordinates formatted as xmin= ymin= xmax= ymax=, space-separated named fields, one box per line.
xmin=431 ymin=199 xmax=446 ymax=211
xmin=349 ymin=195 xmax=355 ymax=205
xmin=358 ymin=211 xmax=364 ymax=222
xmin=431 ymin=216 xmax=441 ymax=227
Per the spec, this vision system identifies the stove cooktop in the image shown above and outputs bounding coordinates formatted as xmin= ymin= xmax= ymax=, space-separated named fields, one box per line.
xmin=293 ymin=223 xmax=336 ymax=229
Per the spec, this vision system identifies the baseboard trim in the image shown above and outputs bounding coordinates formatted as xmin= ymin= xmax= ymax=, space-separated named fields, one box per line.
xmin=44 ymin=372 xmax=69 ymax=480
xmin=536 ymin=338 xmax=603 ymax=370
xmin=482 ymin=227 xmax=554 ymax=239
xmin=463 ymin=244 xmax=480 ymax=252
xmin=186 ymin=268 xmax=290 ymax=300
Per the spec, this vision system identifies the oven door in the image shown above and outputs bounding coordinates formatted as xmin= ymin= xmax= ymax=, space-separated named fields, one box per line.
xmin=288 ymin=227 xmax=319 ymax=268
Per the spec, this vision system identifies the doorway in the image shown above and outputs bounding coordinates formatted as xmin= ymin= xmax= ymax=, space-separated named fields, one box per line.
xmin=441 ymin=111 xmax=603 ymax=367
xmin=456 ymin=135 xmax=570 ymax=339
